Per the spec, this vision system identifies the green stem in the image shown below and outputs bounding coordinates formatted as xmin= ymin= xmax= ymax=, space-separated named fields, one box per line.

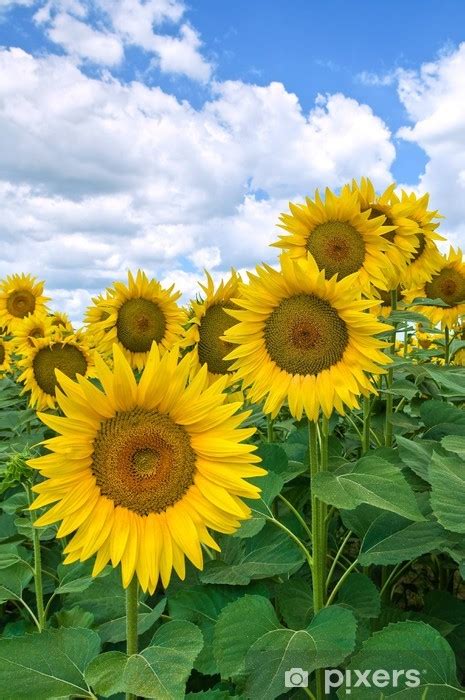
xmin=277 ymin=494 xmax=313 ymax=541
xmin=362 ymin=395 xmax=371 ymax=454
xmin=385 ymin=288 xmax=398 ymax=448
xmin=444 ymin=326 xmax=450 ymax=365
xmin=309 ymin=416 xmax=329 ymax=700
xmin=265 ymin=516 xmax=313 ymax=572
xmin=126 ymin=576 xmax=139 ymax=700
xmin=26 ymin=484 xmax=45 ymax=631
xmin=325 ymin=530 xmax=352 ymax=592
xmin=326 ymin=559 xmax=359 ymax=606
xmin=266 ymin=415 xmax=274 ymax=442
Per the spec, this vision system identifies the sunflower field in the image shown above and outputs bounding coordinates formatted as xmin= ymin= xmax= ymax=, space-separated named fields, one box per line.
xmin=1 ymin=179 xmax=465 ymax=699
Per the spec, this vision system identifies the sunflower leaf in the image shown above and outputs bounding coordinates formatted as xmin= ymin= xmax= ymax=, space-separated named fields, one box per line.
xmin=0 ymin=627 xmax=100 ymax=699
xmin=122 ymin=620 xmax=204 ymax=700
xmin=244 ymin=606 xmax=357 ymax=700
xmin=213 ymin=595 xmax=281 ymax=680
xmin=312 ymin=456 xmax=424 ymax=522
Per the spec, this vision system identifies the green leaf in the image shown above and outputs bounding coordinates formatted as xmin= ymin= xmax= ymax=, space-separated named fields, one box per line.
xmin=122 ymin=620 xmax=203 ymax=700
xmin=53 ymin=607 xmax=95 ymax=629
xmin=421 ymin=398 xmax=465 ymax=438
xmin=429 ymin=451 xmax=465 ymax=533
xmin=56 ymin=575 xmax=94 ymax=594
xmin=0 ymin=560 xmax=33 ymax=603
xmin=235 ymin=471 xmax=284 ymax=539
xmin=336 ymin=573 xmax=380 ymax=619
xmin=396 ymin=436 xmax=436 ymax=481
xmin=258 ymin=442 xmax=305 ymax=482
xmin=98 ymin=598 xmax=166 ymax=644
xmin=169 ymin=586 xmax=242 ymax=674
xmin=359 ymin=513 xmax=445 ymax=566
xmin=276 ymin=577 xmax=313 ymax=629
xmin=200 ymin=523 xmax=305 ymax=585
xmin=312 ymin=456 xmax=424 ymax=522
xmin=442 ymin=435 xmax=465 ymax=457
xmin=245 ymin=606 xmax=357 ymax=700
xmin=0 ymin=627 xmax=100 ymax=699
xmin=342 ymin=621 xmax=462 ymax=698
xmin=66 ymin=567 xmax=125 ymax=624
xmin=85 ymin=651 xmax=127 ymax=698
xmin=213 ymin=595 xmax=280 ymax=679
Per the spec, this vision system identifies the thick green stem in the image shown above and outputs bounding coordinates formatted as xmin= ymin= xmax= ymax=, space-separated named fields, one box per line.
xmin=266 ymin=415 xmax=274 ymax=443
xmin=126 ymin=576 xmax=139 ymax=700
xmin=362 ymin=395 xmax=371 ymax=454
xmin=309 ymin=416 xmax=329 ymax=700
xmin=385 ymin=289 xmax=398 ymax=448
xmin=444 ymin=326 xmax=450 ymax=365
xmin=26 ymin=484 xmax=45 ymax=631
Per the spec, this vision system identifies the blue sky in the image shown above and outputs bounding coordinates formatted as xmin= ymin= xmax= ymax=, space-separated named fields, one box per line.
xmin=0 ymin=0 xmax=465 ymax=319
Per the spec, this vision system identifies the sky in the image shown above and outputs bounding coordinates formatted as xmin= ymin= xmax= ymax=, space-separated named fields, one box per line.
xmin=1 ymin=0 xmax=465 ymax=321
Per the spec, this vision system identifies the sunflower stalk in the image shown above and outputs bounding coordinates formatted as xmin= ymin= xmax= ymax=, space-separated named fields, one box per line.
xmin=384 ymin=288 xmax=398 ymax=448
xmin=308 ymin=415 xmax=329 ymax=700
xmin=444 ymin=325 xmax=450 ymax=365
xmin=362 ymin=395 xmax=371 ymax=454
xmin=125 ymin=576 xmax=139 ymax=700
xmin=25 ymin=482 xmax=46 ymax=632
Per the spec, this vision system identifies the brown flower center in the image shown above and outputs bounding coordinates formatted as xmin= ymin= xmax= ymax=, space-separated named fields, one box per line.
xmin=306 ymin=221 xmax=366 ymax=279
xmin=198 ymin=303 xmax=236 ymax=375
xmin=6 ymin=290 xmax=36 ymax=319
xmin=32 ymin=344 xmax=88 ymax=396
xmin=264 ymin=293 xmax=349 ymax=375
xmin=92 ymin=409 xmax=196 ymax=515
xmin=116 ymin=298 xmax=166 ymax=353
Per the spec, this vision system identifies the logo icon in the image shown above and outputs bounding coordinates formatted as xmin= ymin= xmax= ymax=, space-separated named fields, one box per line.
xmin=284 ymin=668 xmax=309 ymax=688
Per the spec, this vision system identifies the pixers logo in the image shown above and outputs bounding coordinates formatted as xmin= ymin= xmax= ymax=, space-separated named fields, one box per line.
xmin=325 ymin=668 xmax=422 ymax=695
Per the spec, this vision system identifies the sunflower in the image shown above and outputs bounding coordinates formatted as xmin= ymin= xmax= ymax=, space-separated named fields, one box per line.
xmin=18 ymin=334 xmax=96 ymax=410
xmin=0 ymin=337 xmax=13 ymax=376
xmin=28 ymin=344 xmax=263 ymax=592
xmin=349 ymin=178 xmax=421 ymax=282
xmin=398 ymin=191 xmax=444 ymax=287
xmin=14 ymin=313 xmax=53 ymax=353
xmin=183 ymin=271 xmax=241 ymax=385
xmin=88 ymin=271 xmax=186 ymax=370
xmin=49 ymin=310 xmax=74 ymax=334
xmin=404 ymin=248 xmax=465 ymax=329
xmin=0 ymin=274 xmax=49 ymax=332
xmin=272 ymin=187 xmax=395 ymax=291
xmin=224 ymin=254 xmax=391 ymax=420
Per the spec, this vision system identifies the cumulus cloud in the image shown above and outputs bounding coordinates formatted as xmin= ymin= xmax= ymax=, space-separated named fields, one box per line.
xmin=0 ymin=47 xmax=397 ymax=321
xmin=31 ymin=0 xmax=212 ymax=80
xmin=396 ymin=43 xmax=465 ymax=247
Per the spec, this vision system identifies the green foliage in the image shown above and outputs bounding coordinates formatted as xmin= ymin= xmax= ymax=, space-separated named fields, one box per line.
xmin=2 ymin=318 xmax=465 ymax=698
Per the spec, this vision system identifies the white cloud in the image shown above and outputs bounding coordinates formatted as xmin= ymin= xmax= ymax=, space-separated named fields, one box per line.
xmin=32 ymin=0 xmax=212 ymax=81
xmin=0 ymin=48 xmax=396 ymax=321
xmin=356 ymin=70 xmax=397 ymax=87
xmin=45 ymin=12 xmax=123 ymax=66
xmin=396 ymin=43 xmax=465 ymax=247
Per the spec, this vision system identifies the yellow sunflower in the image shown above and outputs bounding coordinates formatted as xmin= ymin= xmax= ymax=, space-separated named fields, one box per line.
xmin=404 ymin=248 xmax=465 ymax=328
xmin=349 ymin=178 xmax=421 ymax=282
xmin=272 ymin=187 xmax=395 ymax=291
xmin=18 ymin=334 xmax=96 ymax=410
xmin=224 ymin=254 xmax=391 ymax=420
xmin=49 ymin=311 xmax=74 ymax=334
xmin=0 ymin=337 xmax=13 ymax=376
xmin=28 ymin=344 xmax=264 ymax=592
xmin=84 ymin=292 xmax=114 ymax=347
xmin=398 ymin=191 xmax=444 ymax=287
xmin=88 ymin=271 xmax=186 ymax=370
xmin=183 ymin=270 xmax=241 ymax=385
xmin=14 ymin=313 xmax=54 ymax=353
xmin=0 ymin=274 xmax=49 ymax=333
